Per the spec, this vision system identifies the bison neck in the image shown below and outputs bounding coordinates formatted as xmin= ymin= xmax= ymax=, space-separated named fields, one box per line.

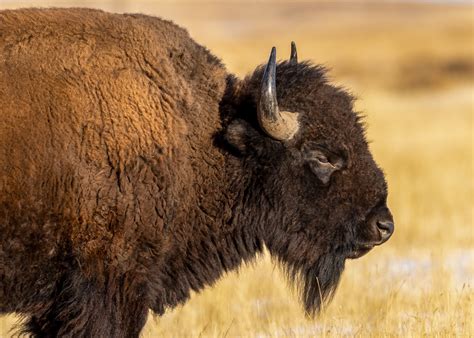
xmin=148 ymin=76 xmax=266 ymax=313
xmin=151 ymin=157 xmax=264 ymax=313
xmin=156 ymin=226 xmax=263 ymax=313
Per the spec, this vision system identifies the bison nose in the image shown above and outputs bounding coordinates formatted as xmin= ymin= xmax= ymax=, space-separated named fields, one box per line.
xmin=376 ymin=220 xmax=394 ymax=244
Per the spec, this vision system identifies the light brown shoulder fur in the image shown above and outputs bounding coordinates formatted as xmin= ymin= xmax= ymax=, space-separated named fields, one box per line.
xmin=0 ymin=7 xmax=228 ymax=293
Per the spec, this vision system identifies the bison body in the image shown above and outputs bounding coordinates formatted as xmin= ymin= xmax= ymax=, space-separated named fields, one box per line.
xmin=0 ymin=8 xmax=394 ymax=337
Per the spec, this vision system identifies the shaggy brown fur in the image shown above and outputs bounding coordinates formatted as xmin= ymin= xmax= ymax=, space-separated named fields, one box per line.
xmin=0 ymin=8 xmax=393 ymax=337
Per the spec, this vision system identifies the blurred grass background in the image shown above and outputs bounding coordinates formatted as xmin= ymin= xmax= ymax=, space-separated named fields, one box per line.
xmin=0 ymin=1 xmax=473 ymax=336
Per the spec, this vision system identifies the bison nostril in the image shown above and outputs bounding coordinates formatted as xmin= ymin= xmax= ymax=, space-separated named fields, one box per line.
xmin=376 ymin=220 xmax=394 ymax=242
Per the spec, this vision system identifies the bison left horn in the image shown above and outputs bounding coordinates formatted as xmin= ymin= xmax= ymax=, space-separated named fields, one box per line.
xmin=290 ymin=41 xmax=297 ymax=64
xmin=258 ymin=47 xmax=300 ymax=141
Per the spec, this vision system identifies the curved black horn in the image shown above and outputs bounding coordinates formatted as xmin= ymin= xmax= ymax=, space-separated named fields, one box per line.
xmin=290 ymin=41 xmax=298 ymax=64
xmin=260 ymin=47 xmax=278 ymax=125
xmin=258 ymin=47 xmax=300 ymax=141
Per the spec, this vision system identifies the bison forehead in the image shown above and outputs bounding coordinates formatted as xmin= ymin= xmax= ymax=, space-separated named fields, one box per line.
xmin=244 ymin=61 xmax=367 ymax=153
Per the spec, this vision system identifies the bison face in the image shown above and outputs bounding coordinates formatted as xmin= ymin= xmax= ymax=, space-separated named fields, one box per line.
xmin=224 ymin=44 xmax=394 ymax=315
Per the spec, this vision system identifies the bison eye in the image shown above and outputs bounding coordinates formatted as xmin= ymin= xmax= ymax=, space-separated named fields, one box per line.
xmin=305 ymin=149 xmax=344 ymax=185
xmin=315 ymin=154 xmax=329 ymax=164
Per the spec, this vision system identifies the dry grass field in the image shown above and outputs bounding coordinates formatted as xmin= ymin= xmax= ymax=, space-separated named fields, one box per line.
xmin=0 ymin=1 xmax=473 ymax=337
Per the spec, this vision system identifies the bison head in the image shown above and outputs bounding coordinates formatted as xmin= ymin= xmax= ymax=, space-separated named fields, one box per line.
xmin=223 ymin=43 xmax=394 ymax=315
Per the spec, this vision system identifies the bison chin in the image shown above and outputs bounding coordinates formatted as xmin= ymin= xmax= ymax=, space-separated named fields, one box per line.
xmin=281 ymin=251 xmax=346 ymax=316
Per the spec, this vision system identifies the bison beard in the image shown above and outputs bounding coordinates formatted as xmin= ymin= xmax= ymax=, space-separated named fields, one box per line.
xmin=282 ymin=251 xmax=346 ymax=315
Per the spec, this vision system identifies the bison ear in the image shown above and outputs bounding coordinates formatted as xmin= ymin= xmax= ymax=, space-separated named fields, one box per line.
xmin=224 ymin=120 xmax=253 ymax=154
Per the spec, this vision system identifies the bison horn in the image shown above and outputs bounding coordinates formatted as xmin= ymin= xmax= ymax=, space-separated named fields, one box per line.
xmin=290 ymin=41 xmax=298 ymax=64
xmin=258 ymin=47 xmax=300 ymax=141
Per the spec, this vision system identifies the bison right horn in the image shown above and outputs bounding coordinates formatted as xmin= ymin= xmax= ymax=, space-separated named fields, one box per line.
xmin=258 ymin=47 xmax=300 ymax=141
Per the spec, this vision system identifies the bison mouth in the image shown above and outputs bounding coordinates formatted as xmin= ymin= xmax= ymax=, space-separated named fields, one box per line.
xmin=346 ymin=244 xmax=373 ymax=259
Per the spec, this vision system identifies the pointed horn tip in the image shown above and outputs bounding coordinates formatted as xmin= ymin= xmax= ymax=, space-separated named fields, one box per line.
xmin=290 ymin=41 xmax=298 ymax=64
xmin=266 ymin=47 xmax=277 ymax=73
xmin=270 ymin=47 xmax=276 ymax=59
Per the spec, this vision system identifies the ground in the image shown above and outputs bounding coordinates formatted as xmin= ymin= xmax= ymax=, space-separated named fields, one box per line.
xmin=0 ymin=1 xmax=472 ymax=337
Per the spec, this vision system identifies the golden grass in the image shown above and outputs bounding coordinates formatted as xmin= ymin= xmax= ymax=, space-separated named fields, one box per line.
xmin=142 ymin=250 xmax=473 ymax=337
xmin=0 ymin=2 xmax=473 ymax=337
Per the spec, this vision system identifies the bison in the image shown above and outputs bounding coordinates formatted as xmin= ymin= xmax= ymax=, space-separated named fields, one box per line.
xmin=0 ymin=8 xmax=394 ymax=337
